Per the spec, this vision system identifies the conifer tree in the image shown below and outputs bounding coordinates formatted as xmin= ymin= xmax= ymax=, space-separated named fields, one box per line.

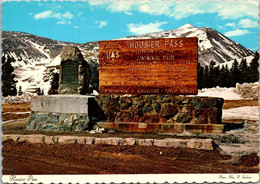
xmin=230 ymin=59 xmax=240 ymax=87
xmin=239 ymin=58 xmax=249 ymax=84
xmin=2 ymin=55 xmax=17 ymax=96
xmin=197 ymin=63 xmax=204 ymax=89
xmin=208 ymin=61 xmax=216 ymax=88
xmin=203 ymin=65 xmax=210 ymax=88
xmin=249 ymin=52 xmax=259 ymax=82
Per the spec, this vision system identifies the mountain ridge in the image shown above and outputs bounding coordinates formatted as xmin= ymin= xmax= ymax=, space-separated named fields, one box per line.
xmin=2 ymin=24 xmax=255 ymax=93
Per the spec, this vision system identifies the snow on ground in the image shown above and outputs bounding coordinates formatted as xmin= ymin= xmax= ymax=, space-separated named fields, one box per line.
xmin=198 ymin=87 xmax=243 ymax=100
xmin=222 ymin=106 xmax=259 ymax=121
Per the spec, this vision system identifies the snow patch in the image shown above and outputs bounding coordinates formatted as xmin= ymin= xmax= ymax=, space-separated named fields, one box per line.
xmin=222 ymin=106 xmax=259 ymax=121
xmin=198 ymin=87 xmax=243 ymax=100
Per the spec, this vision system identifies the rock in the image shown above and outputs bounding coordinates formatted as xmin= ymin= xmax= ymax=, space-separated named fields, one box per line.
xmin=2 ymin=134 xmax=20 ymax=142
xmin=153 ymin=102 xmax=161 ymax=112
xmin=26 ymin=120 xmax=37 ymax=130
xmin=42 ymin=123 xmax=58 ymax=131
xmin=142 ymin=105 xmax=153 ymax=113
xmin=18 ymin=135 xmax=44 ymax=143
xmin=57 ymin=136 xmax=77 ymax=144
xmin=174 ymin=113 xmax=192 ymax=123
xmin=122 ymin=138 xmax=136 ymax=145
xmin=160 ymin=103 xmax=177 ymax=118
xmin=186 ymin=139 xmax=214 ymax=150
xmin=137 ymin=139 xmax=154 ymax=146
xmin=35 ymin=113 xmax=48 ymax=122
xmin=58 ymin=45 xmax=91 ymax=94
xmin=43 ymin=136 xmax=58 ymax=144
xmin=85 ymin=137 xmax=95 ymax=144
xmin=104 ymin=107 xmax=120 ymax=122
xmin=94 ymin=137 xmax=123 ymax=145
xmin=153 ymin=139 xmax=168 ymax=147
xmin=76 ymin=137 xmax=86 ymax=144
xmin=72 ymin=120 xmax=88 ymax=131
xmin=120 ymin=96 xmax=132 ymax=109
xmin=48 ymin=114 xmax=59 ymax=123
xmin=177 ymin=105 xmax=194 ymax=113
xmin=235 ymin=82 xmax=259 ymax=99
xmin=59 ymin=123 xmax=72 ymax=131
xmin=115 ymin=111 xmax=134 ymax=122
xmin=164 ymin=138 xmax=187 ymax=148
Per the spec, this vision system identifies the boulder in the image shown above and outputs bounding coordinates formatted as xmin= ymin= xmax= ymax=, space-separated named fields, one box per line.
xmin=58 ymin=45 xmax=91 ymax=94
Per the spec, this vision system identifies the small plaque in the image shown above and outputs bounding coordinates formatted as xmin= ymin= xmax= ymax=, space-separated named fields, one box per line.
xmin=62 ymin=61 xmax=78 ymax=84
xmin=99 ymin=37 xmax=198 ymax=95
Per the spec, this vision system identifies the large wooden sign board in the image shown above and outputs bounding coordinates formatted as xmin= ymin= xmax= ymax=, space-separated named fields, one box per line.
xmin=99 ymin=37 xmax=198 ymax=95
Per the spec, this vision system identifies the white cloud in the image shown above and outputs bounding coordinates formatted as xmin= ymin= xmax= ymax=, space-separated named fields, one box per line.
xmin=128 ymin=21 xmax=168 ymax=35
xmin=34 ymin=10 xmax=74 ymax=25
xmin=34 ymin=10 xmax=53 ymax=19
xmin=238 ymin=19 xmax=258 ymax=28
xmin=63 ymin=11 xmax=74 ymax=19
xmin=95 ymin=21 xmax=108 ymax=28
xmin=75 ymin=26 xmax=79 ymax=29
xmin=88 ymin=0 xmax=258 ymax=20
xmin=57 ymin=20 xmax=72 ymax=25
xmin=124 ymin=11 xmax=133 ymax=15
xmin=77 ymin=12 xmax=83 ymax=16
xmin=52 ymin=13 xmax=62 ymax=19
xmin=225 ymin=22 xmax=236 ymax=28
xmin=224 ymin=29 xmax=251 ymax=37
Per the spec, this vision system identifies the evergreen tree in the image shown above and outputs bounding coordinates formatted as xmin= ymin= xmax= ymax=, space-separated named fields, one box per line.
xmin=203 ymin=65 xmax=210 ymax=88
xmin=239 ymin=58 xmax=249 ymax=84
xmin=248 ymin=52 xmax=259 ymax=82
xmin=214 ymin=65 xmax=220 ymax=87
xmin=2 ymin=55 xmax=17 ymax=96
xmin=197 ymin=63 xmax=204 ymax=89
xmin=225 ymin=64 xmax=233 ymax=87
xmin=219 ymin=65 xmax=226 ymax=87
xmin=208 ymin=61 xmax=216 ymax=88
xmin=230 ymin=59 xmax=240 ymax=87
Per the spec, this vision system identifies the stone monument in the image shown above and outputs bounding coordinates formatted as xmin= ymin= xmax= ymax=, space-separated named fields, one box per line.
xmin=58 ymin=45 xmax=91 ymax=95
xmin=26 ymin=45 xmax=105 ymax=131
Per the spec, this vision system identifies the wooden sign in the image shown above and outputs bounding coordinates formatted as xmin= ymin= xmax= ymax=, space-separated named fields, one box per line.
xmin=99 ymin=37 xmax=198 ymax=95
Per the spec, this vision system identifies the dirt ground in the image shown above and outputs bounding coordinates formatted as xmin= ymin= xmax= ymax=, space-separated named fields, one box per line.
xmin=2 ymin=139 xmax=259 ymax=174
xmin=1 ymin=100 xmax=259 ymax=174
xmin=2 ymin=102 xmax=30 ymax=121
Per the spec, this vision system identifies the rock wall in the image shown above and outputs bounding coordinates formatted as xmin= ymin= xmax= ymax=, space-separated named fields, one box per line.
xmin=95 ymin=95 xmax=224 ymax=124
xmin=26 ymin=95 xmax=105 ymax=131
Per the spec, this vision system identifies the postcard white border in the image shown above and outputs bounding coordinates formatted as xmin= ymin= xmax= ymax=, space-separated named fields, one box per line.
xmin=2 ymin=174 xmax=259 ymax=183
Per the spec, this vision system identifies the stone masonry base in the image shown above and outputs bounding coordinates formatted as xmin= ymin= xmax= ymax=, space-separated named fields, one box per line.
xmin=97 ymin=122 xmax=225 ymax=133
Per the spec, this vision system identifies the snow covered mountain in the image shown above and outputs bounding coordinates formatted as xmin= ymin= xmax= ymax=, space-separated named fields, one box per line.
xmin=121 ymin=23 xmax=254 ymax=66
xmin=2 ymin=31 xmax=99 ymax=93
xmin=2 ymin=24 xmax=255 ymax=94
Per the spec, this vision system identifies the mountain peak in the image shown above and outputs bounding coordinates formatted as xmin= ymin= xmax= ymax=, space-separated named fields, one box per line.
xmin=178 ymin=23 xmax=197 ymax=29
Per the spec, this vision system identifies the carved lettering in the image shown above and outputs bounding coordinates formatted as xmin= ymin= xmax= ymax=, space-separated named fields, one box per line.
xmin=99 ymin=37 xmax=198 ymax=95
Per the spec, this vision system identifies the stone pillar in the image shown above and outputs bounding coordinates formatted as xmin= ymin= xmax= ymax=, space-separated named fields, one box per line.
xmin=58 ymin=45 xmax=91 ymax=95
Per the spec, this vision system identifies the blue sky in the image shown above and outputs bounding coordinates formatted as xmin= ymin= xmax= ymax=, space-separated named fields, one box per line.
xmin=2 ymin=0 xmax=259 ymax=51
